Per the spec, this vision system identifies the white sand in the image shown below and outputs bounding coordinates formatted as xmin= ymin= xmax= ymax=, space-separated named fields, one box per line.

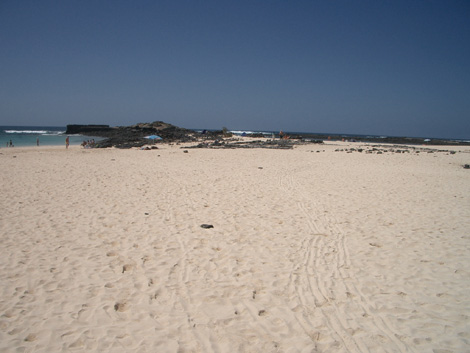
xmin=0 ymin=141 xmax=469 ymax=353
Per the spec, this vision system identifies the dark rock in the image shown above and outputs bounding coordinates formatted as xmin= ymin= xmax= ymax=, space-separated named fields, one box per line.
xmin=464 ymin=164 xmax=470 ymax=169
xmin=290 ymin=133 xmax=470 ymax=146
xmin=82 ymin=121 xmax=197 ymax=148
xmin=247 ymin=133 xmax=266 ymax=138
xmin=200 ymin=224 xmax=214 ymax=229
xmin=186 ymin=139 xmax=295 ymax=149
xmin=66 ymin=121 xmax=470 ymax=149
xmin=66 ymin=124 xmax=112 ymax=135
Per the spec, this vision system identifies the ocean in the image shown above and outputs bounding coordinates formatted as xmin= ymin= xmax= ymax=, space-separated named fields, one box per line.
xmin=0 ymin=126 xmax=103 ymax=148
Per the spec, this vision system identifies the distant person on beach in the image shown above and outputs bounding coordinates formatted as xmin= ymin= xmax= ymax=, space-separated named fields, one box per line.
xmin=66 ymin=136 xmax=70 ymax=149
xmin=9 ymin=140 xmax=13 ymax=147
xmin=37 ymin=137 xmax=39 ymax=146
xmin=279 ymin=131 xmax=284 ymax=139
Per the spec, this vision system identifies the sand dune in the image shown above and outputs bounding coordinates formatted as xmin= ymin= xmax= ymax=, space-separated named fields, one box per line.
xmin=1 ymin=142 xmax=469 ymax=352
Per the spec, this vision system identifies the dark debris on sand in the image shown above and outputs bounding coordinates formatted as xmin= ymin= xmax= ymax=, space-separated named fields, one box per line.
xmin=335 ymin=145 xmax=462 ymax=155
xmin=185 ymin=138 xmax=324 ymax=150
xmin=187 ymin=139 xmax=294 ymax=149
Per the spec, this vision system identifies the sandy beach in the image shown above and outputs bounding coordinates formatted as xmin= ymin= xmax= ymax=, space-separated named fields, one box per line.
xmin=0 ymin=141 xmax=469 ymax=353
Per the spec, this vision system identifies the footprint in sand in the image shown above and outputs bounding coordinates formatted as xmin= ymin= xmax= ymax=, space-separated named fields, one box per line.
xmin=3 ymin=310 xmax=15 ymax=318
xmin=114 ymin=302 xmax=129 ymax=312
xmin=69 ymin=338 xmax=85 ymax=348
xmin=122 ymin=264 xmax=133 ymax=273
xmin=8 ymin=328 xmax=22 ymax=335
xmin=24 ymin=333 xmax=37 ymax=342
xmin=149 ymin=291 xmax=159 ymax=302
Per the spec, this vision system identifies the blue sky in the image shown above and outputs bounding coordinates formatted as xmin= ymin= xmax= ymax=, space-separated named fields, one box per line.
xmin=1 ymin=1 xmax=469 ymax=138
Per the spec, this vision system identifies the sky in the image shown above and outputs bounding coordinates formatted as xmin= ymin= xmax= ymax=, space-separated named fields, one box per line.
xmin=1 ymin=1 xmax=469 ymax=139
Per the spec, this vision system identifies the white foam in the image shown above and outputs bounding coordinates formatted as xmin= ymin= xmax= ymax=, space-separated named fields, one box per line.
xmin=5 ymin=130 xmax=48 ymax=134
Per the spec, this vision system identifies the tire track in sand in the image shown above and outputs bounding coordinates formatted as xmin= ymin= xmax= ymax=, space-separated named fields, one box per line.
xmin=175 ymin=182 xmax=222 ymax=353
xmin=296 ymin=202 xmax=366 ymax=352
xmin=278 ymin=169 xmax=411 ymax=352
xmin=322 ymin=210 xmax=412 ymax=353
xmin=279 ymin=172 xmax=364 ymax=351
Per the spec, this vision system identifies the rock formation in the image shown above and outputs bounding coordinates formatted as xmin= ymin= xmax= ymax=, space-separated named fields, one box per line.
xmin=66 ymin=121 xmax=199 ymax=148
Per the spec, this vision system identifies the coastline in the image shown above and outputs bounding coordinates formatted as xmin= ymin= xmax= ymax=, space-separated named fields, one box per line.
xmin=2 ymin=124 xmax=469 ymax=149
xmin=1 ymin=142 xmax=469 ymax=352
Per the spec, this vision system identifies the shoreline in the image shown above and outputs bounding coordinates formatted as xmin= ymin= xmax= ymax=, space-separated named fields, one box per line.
xmin=2 ymin=138 xmax=470 ymax=152
xmin=63 ymin=123 xmax=470 ymax=148
xmin=2 ymin=123 xmax=469 ymax=149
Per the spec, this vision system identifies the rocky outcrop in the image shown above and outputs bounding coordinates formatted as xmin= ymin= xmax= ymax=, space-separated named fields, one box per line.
xmin=66 ymin=121 xmax=469 ymax=148
xmin=66 ymin=121 xmax=199 ymax=148
xmin=65 ymin=124 xmax=113 ymax=135
xmin=292 ymin=133 xmax=469 ymax=146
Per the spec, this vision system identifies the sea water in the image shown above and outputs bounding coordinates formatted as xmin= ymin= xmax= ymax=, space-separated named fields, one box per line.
xmin=0 ymin=126 xmax=103 ymax=148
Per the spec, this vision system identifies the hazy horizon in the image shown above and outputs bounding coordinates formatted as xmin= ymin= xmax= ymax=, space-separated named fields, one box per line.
xmin=1 ymin=122 xmax=468 ymax=141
